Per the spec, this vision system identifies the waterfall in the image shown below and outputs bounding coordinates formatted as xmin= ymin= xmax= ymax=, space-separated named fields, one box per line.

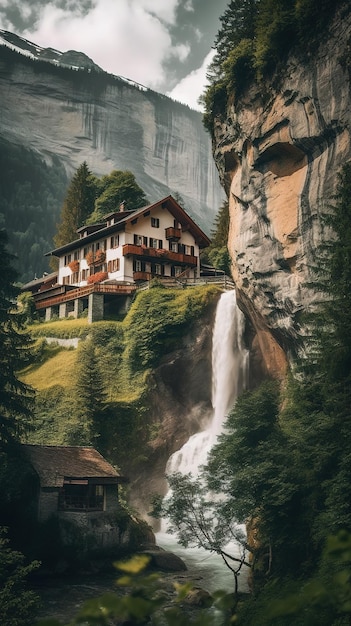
xmin=165 ymin=289 xmax=249 ymax=478
xmin=157 ymin=290 xmax=250 ymax=592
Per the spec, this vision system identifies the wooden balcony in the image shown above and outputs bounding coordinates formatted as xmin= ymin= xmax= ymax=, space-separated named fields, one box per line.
xmin=34 ymin=282 xmax=137 ymax=310
xmin=165 ymin=226 xmax=181 ymax=240
xmin=133 ymin=271 xmax=152 ymax=282
xmin=122 ymin=244 xmax=197 ymax=266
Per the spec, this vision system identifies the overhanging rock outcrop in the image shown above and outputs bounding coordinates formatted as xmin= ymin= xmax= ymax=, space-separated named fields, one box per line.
xmin=212 ymin=5 xmax=351 ymax=368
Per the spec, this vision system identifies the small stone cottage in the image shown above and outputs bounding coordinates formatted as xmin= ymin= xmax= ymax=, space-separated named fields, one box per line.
xmin=22 ymin=444 xmax=134 ymax=550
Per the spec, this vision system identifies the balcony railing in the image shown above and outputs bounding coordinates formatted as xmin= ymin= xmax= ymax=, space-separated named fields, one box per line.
xmin=35 ymin=282 xmax=137 ymax=309
xmin=165 ymin=226 xmax=181 ymax=240
xmin=122 ymin=244 xmax=197 ymax=266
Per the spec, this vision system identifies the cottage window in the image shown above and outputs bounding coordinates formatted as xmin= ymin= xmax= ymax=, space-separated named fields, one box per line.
xmin=149 ymin=238 xmax=159 ymax=249
xmin=151 ymin=217 xmax=159 ymax=228
xmin=74 ymin=251 xmax=79 ymax=261
xmin=169 ymin=241 xmax=178 ymax=252
xmin=81 ymin=269 xmax=88 ymax=281
xmin=58 ymin=482 xmax=104 ymax=511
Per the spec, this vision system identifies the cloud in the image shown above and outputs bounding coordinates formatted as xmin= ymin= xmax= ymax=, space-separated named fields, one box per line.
xmin=12 ymin=0 xmax=189 ymax=89
xmin=0 ymin=0 xmax=227 ymax=104
xmin=167 ymin=48 xmax=215 ymax=111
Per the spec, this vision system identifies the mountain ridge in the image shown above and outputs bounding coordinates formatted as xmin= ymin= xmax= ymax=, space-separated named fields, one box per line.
xmin=0 ymin=33 xmax=223 ymax=282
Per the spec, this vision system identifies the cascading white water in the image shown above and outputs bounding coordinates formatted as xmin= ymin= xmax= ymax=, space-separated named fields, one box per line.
xmin=157 ymin=291 xmax=250 ymax=593
xmin=165 ymin=289 xmax=249 ymax=478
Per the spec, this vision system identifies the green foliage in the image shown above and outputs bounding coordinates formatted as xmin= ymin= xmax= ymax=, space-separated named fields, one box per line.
xmin=206 ymin=380 xmax=311 ymax=578
xmin=53 ymin=161 xmax=98 ymax=251
xmin=253 ymin=0 xmax=296 ymax=77
xmin=26 ymin=287 xmax=220 ymax=471
xmin=124 ymin=286 xmax=219 ymax=373
xmin=238 ymin=531 xmax=351 ymax=626
xmin=158 ymin=471 xmax=250 ymax=595
xmin=0 ymin=138 xmax=67 ymax=283
xmin=28 ymin=318 xmax=90 ymax=340
xmin=37 ymin=554 xmax=236 ymax=625
xmin=17 ymin=291 xmax=38 ymax=324
xmin=203 ymin=0 xmax=346 ymax=133
xmin=87 ymin=170 xmax=148 ymax=223
xmin=0 ymin=230 xmax=35 ymax=449
xmin=203 ymin=200 xmax=231 ymax=274
xmin=72 ymin=338 xmax=107 ymax=444
xmin=0 ymin=528 xmax=40 ymax=626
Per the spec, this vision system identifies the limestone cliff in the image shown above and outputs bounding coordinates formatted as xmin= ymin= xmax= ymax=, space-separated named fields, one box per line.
xmin=0 ymin=39 xmax=224 ymax=281
xmin=212 ymin=5 xmax=351 ymax=372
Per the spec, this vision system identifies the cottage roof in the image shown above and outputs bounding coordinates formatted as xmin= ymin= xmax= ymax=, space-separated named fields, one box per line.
xmin=45 ymin=195 xmax=211 ymax=258
xmin=22 ymin=444 xmax=125 ymax=488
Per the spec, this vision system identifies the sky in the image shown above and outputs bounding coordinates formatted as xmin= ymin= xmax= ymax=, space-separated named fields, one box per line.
xmin=0 ymin=0 xmax=229 ymax=111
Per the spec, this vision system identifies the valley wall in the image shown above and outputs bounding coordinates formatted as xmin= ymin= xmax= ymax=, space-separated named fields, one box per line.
xmin=0 ymin=48 xmax=224 ymax=232
xmin=211 ymin=5 xmax=351 ymax=371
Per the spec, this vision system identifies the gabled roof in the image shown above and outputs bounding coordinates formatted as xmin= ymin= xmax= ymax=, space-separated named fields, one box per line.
xmin=21 ymin=272 xmax=58 ymax=292
xmin=45 ymin=195 xmax=211 ymax=257
xmin=22 ymin=444 xmax=125 ymax=487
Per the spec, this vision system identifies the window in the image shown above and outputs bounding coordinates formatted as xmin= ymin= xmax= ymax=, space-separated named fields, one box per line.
xmin=151 ymin=217 xmax=160 ymax=228
xmin=110 ymin=235 xmax=119 ymax=248
xmin=74 ymin=251 xmax=79 ymax=261
xmin=169 ymin=241 xmax=178 ymax=252
xmin=107 ymin=259 xmax=120 ymax=272
xmin=149 ymin=238 xmax=158 ymax=248
xmin=171 ymin=266 xmax=182 ymax=277
xmin=58 ymin=482 xmax=104 ymax=511
xmin=134 ymin=234 xmax=143 ymax=246
xmin=81 ymin=269 xmax=88 ymax=281
xmin=62 ymin=275 xmax=70 ymax=285
xmin=153 ymin=263 xmax=162 ymax=275
xmin=134 ymin=260 xmax=146 ymax=272
xmin=71 ymin=272 xmax=79 ymax=284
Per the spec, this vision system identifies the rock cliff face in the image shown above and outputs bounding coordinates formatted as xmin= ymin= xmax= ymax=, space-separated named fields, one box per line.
xmin=124 ymin=297 xmax=218 ymax=520
xmin=0 ymin=49 xmax=222 ymax=226
xmin=212 ymin=6 xmax=351 ymax=371
xmin=0 ymin=42 xmax=223 ymax=246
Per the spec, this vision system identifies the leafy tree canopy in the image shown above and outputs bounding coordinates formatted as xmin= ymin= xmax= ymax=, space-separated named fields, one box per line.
xmin=87 ymin=170 xmax=148 ymax=224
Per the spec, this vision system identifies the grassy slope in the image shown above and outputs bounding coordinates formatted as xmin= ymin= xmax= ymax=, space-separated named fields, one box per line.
xmin=21 ymin=285 xmax=221 ymax=454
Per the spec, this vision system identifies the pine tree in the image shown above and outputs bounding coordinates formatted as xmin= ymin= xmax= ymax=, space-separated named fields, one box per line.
xmin=54 ymin=161 xmax=98 ymax=248
xmin=71 ymin=339 xmax=107 ymax=444
xmin=208 ymin=0 xmax=257 ymax=82
xmin=0 ymin=230 xmax=34 ymax=450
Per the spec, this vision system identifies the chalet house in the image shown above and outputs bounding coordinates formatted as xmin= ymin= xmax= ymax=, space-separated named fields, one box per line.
xmin=24 ymin=196 xmax=211 ymax=322
xmin=22 ymin=444 xmax=127 ymax=524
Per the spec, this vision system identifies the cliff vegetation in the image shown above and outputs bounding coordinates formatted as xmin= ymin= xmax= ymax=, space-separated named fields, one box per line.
xmin=202 ymin=0 xmax=348 ymax=132
xmin=22 ymin=283 xmax=220 ymax=473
